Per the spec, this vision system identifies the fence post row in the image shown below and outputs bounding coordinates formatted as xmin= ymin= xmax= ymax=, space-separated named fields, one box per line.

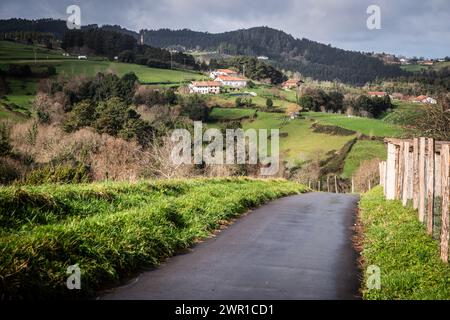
xmin=380 ymin=138 xmax=450 ymax=263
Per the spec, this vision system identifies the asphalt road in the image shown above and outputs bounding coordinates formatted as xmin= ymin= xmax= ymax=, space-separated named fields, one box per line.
xmin=101 ymin=192 xmax=360 ymax=300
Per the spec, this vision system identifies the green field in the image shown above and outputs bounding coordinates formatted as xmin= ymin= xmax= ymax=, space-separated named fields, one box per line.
xmin=401 ymin=64 xmax=430 ymax=73
xmin=342 ymin=140 xmax=387 ymax=178
xmin=241 ymin=111 xmax=355 ymax=162
xmin=0 ymin=178 xmax=307 ymax=299
xmin=0 ymin=40 xmax=70 ymax=61
xmin=209 ymin=84 xmax=298 ymax=109
xmin=209 ymin=107 xmax=256 ymax=121
xmin=359 ymin=187 xmax=450 ymax=300
xmin=305 ymin=112 xmax=403 ymax=138
xmin=383 ymin=101 xmax=422 ymax=125
xmin=0 ymin=41 xmax=206 ymax=121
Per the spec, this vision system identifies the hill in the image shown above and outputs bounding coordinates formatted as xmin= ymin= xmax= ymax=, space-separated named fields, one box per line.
xmin=143 ymin=27 xmax=408 ymax=85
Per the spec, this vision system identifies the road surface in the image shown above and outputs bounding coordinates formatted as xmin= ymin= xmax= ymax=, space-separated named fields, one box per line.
xmin=101 ymin=192 xmax=360 ymax=300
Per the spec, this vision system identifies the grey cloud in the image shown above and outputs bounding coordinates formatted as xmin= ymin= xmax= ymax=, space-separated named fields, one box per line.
xmin=0 ymin=0 xmax=448 ymax=57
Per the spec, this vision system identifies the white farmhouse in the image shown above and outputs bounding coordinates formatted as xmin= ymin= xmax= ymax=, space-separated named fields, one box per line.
xmin=216 ymin=75 xmax=248 ymax=88
xmin=209 ymin=69 xmax=238 ymax=79
xmin=189 ymin=81 xmax=222 ymax=95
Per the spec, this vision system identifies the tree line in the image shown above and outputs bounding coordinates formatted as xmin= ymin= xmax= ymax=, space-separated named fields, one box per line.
xmin=299 ymin=88 xmax=393 ymax=118
xmin=61 ymin=29 xmax=200 ymax=70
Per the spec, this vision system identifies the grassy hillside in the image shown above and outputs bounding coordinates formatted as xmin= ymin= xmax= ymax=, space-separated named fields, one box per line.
xmin=342 ymin=140 xmax=387 ymax=178
xmin=305 ymin=112 xmax=403 ymax=138
xmin=359 ymin=187 xmax=450 ymax=300
xmin=0 ymin=40 xmax=69 ymax=61
xmin=0 ymin=41 xmax=205 ymax=121
xmin=0 ymin=178 xmax=307 ymax=299
xmin=241 ymin=111 xmax=355 ymax=162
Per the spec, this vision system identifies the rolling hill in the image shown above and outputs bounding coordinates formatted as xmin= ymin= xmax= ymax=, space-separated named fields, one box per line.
xmin=143 ymin=27 xmax=408 ymax=84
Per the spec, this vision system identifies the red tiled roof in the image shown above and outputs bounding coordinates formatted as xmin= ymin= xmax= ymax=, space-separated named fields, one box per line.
xmin=368 ymin=92 xmax=387 ymax=96
xmin=191 ymin=81 xmax=222 ymax=87
xmin=217 ymin=75 xmax=247 ymax=81
xmin=216 ymin=69 xmax=236 ymax=74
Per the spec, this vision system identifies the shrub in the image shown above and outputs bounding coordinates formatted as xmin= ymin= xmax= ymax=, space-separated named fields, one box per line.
xmin=0 ymin=122 xmax=12 ymax=156
xmin=24 ymin=163 xmax=91 ymax=185
xmin=0 ymin=157 xmax=22 ymax=184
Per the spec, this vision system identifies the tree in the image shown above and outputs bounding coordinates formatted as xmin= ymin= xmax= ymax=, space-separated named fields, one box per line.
xmin=266 ymin=98 xmax=274 ymax=109
xmin=95 ymin=98 xmax=129 ymax=136
xmin=180 ymin=95 xmax=210 ymax=121
xmin=64 ymin=101 xmax=97 ymax=132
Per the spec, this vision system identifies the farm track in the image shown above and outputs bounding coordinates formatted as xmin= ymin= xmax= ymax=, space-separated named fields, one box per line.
xmin=101 ymin=192 xmax=360 ymax=300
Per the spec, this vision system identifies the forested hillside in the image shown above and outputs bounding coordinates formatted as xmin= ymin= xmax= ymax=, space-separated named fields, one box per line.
xmin=143 ymin=27 xmax=408 ymax=84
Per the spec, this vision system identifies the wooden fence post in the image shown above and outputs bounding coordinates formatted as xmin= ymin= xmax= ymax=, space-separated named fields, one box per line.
xmin=396 ymin=143 xmax=404 ymax=200
xmin=440 ymin=144 xmax=449 ymax=263
xmin=427 ymin=138 xmax=435 ymax=235
xmin=413 ymin=138 xmax=420 ymax=209
xmin=386 ymin=143 xmax=397 ymax=200
xmin=419 ymin=138 xmax=426 ymax=223
xmin=402 ymin=141 xmax=411 ymax=207
xmin=335 ymin=176 xmax=338 ymax=194
xmin=352 ymin=177 xmax=355 ymax=193
xmin=318 ymin=180 xmax=321 ymax=192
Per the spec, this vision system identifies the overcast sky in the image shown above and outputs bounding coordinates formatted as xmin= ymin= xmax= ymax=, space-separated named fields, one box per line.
xmin=1 ymin=0 xmax=449 ymax=58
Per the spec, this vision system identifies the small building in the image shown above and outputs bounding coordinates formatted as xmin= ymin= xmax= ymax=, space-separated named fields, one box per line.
xmin=413 ymin=95 xmax=437 ymax=104
xmin=419 ymin=60 xmax=434 ymax=66
xmin=216 ymin=75 xmax=247 ymax=88
xmin=368 ymin=91 xmax=387 ymax=98
xmin=257 ymin=56 xmax=269 ymax=60
xmin=282 ymin=79 xmax=303 ymax=90
xmin=189 ymin=81 xmax=222 ymax=95
xmin=77 ymin=55 xmax=88 ymax=60
xmin=210 ymin=69 xmax=238 ymax=79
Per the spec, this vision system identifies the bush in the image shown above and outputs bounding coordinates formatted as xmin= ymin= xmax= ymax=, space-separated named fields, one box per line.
xmin=24 ymin=163 xmax=91 ymax=185
xmin=0 ymin=157 xmax=22 ymax=184
xmin=0 ymin=123 xmax=12 ymax=156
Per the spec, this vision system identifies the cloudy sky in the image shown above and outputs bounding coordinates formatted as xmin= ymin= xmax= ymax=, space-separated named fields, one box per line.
xmin=1 ymin=0 xmax=449 ymax=58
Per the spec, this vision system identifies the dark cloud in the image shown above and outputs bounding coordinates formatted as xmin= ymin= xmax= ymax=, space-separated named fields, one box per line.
xmin=0 ymin=0 xmax=449 ymax=57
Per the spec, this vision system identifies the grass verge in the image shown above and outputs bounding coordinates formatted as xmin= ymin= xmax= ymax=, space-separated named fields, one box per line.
xmin=358 ymin=187 xmax=450 ymax=300
xmin=0 ymin=178 xmax=307 ymax=299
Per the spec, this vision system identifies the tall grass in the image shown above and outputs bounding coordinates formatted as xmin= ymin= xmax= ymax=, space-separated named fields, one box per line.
xmin=358 ymin=187 xmax=450 ymax=300
xmin=0 ymin=178 xmax=307 ymax=299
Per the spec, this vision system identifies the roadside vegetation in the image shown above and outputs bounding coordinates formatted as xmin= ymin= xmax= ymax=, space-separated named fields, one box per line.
xmin=0 ymin=178 xmax=308 ymax=299
xmin=358 ymin=187 xmax=450 ymax=300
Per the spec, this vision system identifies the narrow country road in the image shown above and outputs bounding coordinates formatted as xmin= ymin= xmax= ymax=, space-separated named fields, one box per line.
xmin=101 ymin=193 xmax=360 ymax=300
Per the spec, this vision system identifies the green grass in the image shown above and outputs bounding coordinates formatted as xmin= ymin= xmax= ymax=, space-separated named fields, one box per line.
xmin=359 ymin=187 xmax=450 ymax=300
xmin=342 ymin=140 xmax=387 ymax=178
xmin=383 ymin=101 xmax=423 ymax=126
xmin=209 ymin=108 xmax=256 ymax=121
xmin=209 ymin=84 xmax=297 ymax=109
xmin=0 ymin=41 xmax=70 ymax=61
xmin=305 ymin=112 xmax=404 ymax=138
xmin=0 ymin=178 xmax=307 ymax=299
xmin=242 ymin=112 xmax=355 ymax=162
xmin=54 ymin=60 xmax=205 ymax=83
xmin=400 ymin=64 xmax=430 ymax=73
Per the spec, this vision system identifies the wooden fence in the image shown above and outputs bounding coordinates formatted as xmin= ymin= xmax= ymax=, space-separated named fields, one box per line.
xmin=379 ymin=138 xmax=450 ymax=263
